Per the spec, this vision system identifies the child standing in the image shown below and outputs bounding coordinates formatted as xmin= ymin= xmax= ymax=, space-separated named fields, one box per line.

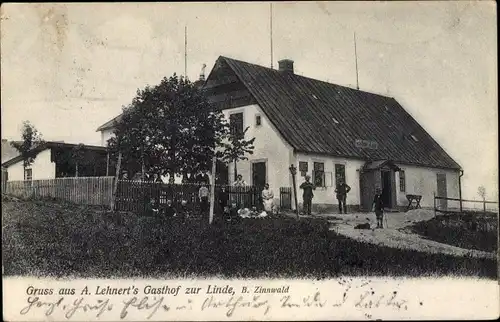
xmin=372 ymin=187 xmax=385 ymax=228
xmin=164 ymin=199 xmax=176 ymax=218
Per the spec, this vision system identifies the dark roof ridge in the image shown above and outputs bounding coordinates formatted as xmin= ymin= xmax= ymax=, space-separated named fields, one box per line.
xmin=219 ymin=55 xmax=396 ymax=101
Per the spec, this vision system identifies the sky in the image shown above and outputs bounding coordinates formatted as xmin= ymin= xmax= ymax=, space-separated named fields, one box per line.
xmin=1 ymin=2 xmax=497 ymax=201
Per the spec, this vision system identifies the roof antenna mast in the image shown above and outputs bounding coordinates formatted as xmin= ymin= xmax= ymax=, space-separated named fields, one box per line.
xmin=354 ymin=31 xmax=359 ymax=90
xmin=184 ymin=25 xmax=188 ymax=79
xmin=270 ymin=3 xmax=274 ymax=69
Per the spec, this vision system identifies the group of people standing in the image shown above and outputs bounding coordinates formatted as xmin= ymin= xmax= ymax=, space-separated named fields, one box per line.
xmin=299 ymin=175 xmax=352 ymax=216
xmin=299 ymin=175 xmax=386 ymax=228
xmin=196 ymin=175 xmax=277 ymax=221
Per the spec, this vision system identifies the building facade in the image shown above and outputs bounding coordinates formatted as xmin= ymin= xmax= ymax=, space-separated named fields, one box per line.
xmin=2 ymin=142 xmax=111 ymax=181
xmin=96 ymin=56 xmax=462 ymax=212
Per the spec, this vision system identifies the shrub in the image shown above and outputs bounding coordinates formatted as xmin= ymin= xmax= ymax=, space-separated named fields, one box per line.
xmin=2 ymin=200 xmax=497 ymax=279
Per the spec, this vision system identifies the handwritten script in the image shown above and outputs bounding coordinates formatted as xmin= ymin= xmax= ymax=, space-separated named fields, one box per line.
xmin=19 ymin=280 xmax=412 ymax=320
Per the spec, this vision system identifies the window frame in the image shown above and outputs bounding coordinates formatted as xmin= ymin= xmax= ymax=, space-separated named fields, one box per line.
xmin=25 ymin=168 xmax=33 ymax=181
xmin=255 ymin=114 xmax=262 ymax=127
xmin=229 ymin=112 xmax=244 ymax=136
xmin=334 ymin=163 xmax=346 ymax=187
xmin=313 ymin=161 xmax=325 ymax=187
xmin=298 ymin=161 xmax=308 ymax=176
xmin=399 ymin=170 xmax=406 ymax=192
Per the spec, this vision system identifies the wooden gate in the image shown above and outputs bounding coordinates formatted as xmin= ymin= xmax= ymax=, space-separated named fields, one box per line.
xmin=436 ymin=173 xmax=448 ymax=210
xmin=279 ymin=187 xmax=292 ymax=210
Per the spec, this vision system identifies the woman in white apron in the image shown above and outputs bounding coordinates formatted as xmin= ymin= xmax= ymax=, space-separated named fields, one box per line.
xmin=261 ymin=183 xmax=275 ymax=214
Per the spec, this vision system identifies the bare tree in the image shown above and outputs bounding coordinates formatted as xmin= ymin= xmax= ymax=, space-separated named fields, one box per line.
xmin=10 ymin=121 xmax=44 ymax=180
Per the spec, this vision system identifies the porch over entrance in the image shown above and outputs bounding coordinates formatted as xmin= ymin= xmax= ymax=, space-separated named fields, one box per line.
xmin=359 ymin=160 xmax=401 ymax=211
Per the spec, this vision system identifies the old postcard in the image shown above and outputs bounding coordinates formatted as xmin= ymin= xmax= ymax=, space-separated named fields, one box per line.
xmin=1 ymin=2 xmax=498 ymax=321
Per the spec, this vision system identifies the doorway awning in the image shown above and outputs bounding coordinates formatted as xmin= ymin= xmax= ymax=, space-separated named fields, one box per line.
xmin=363 ymin=160 xmax=401 ymax=172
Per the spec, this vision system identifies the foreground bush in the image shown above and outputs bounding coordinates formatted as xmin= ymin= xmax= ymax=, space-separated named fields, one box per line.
xmin=2 ymin=200 xmax=497 ymax=279
xmin=409 ymin=214 xmax=498 ymax=253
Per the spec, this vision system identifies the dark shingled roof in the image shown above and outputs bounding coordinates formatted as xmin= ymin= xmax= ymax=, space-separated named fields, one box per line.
xmin=216 ymin=56 xmax=460 ymax=170
xmin=1 ymin=140 xmax=20 ymax=164
xmin=2 ymin=141 xmax=107 ymax=168
xmin=95 ymin=56 xmax=461 ymax=170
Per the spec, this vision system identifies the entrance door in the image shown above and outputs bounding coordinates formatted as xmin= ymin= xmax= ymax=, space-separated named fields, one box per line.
xmin=381 ymin=170 xmax=392 ymax=208
xmin=436 ymin=173 xmax=447 ymax=210
xmin=216 ymin=161 xmax=229 ymax=185
xmin=252 ymin=162 xmax=266 ymax=189
xmin=359 ymin=170 xmax=375 ymax=211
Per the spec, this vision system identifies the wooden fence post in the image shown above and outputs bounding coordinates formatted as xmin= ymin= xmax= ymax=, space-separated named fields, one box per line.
xmin=106 ymin=152 xmax=110 ymax=177
xmin=433 ymin=192 xmax=436 ymax=217
xmin=110 ymin=152 xmax=122 ymax=211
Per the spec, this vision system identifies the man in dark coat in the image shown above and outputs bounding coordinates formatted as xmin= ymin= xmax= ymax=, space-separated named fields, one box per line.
xmin=335 ymin=179 xmax=351 ymax=214
xmin=299 ymin=175 xmax=315 ymax=216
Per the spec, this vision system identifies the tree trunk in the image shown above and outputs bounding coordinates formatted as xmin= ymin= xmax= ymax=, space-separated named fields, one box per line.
xmin=141 ymin=159 xmax=145 ymax=181
xmin=209 ymin=156 xmax=216 ymax=224
xmin=75 ymin=162 xmax=79 ymax=178
xmin=110 ymin=152 xmax=122 ymax=211
xmin=106 ymin=153 xmax=110 ymax=176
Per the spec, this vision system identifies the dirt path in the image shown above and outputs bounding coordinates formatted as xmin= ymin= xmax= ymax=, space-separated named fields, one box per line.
xmin=319 ymin=209 xmax=496 ymax=259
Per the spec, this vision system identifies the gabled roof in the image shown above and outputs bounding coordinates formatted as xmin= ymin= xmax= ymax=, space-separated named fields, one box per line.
xmin=1 ymin=140 xmax=20 ymax=164
xmin=1 ymin=141 xmax=107 ymax=168
xmin=96 ymin=115 xmax=122 ymax=132
xmin=210 ymin=56 xmax=460 ymax=170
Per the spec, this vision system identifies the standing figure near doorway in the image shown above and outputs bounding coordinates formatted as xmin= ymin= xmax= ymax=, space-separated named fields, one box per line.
xmin=234 ymin=174 xmax=247 ymax=187
xmin=199 ymin=183 xmax=210 ymax=221
xmin=262 ymin=183 xmax=276 ymax=214
xmin=300 ymin=175 xmax=315 ymax=216
xmin=335 ymin=179 xmax=351 ymax=214
xmin=372 ymin=187 xmax=385 ymax=228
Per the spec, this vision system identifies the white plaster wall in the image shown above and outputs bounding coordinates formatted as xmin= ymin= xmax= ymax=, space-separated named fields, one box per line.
xmin=100 ymin=129 xmax=115 ymax=147
xmin=6 ymin=149 xmax=56 ymax=181
xmin=224 ymin=104 xmax=294 ymax=200
xmin=294 ymin=153 xmax=365 ymax=205
xmin=395 ymin=164 xmax=460 ymax=208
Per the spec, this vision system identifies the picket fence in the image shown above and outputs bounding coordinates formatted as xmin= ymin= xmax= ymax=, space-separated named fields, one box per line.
xmin=4 ymin=177 xmax=115 ymax=206
xmin=115 ymin=180 xmax=262 ymax=214
xmin=4 ymin=177 xmax=292 ymax=214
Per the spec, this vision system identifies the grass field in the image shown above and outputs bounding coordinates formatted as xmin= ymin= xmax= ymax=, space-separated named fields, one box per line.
xmin=409 ymin=213 xmax=498 ymax=253
xmin=2 ymin=197 xmax=497 ymax=279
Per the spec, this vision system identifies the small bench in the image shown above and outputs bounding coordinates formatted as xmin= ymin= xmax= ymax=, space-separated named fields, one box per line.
xmin=406 ymin=194 xmax=422 ymax=211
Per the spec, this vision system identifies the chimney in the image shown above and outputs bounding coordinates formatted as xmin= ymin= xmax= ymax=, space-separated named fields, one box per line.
xmin=199 ymin=63 xmax=207 ymax=81
xmin=278 ymin=59 xmax=294 ymax=73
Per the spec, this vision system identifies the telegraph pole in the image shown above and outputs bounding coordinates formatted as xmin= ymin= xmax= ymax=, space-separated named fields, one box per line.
xmin=354 ymin=32 xmax=359 ymax=90
xmin=270 ymin=3 xmax=274 ymax=69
